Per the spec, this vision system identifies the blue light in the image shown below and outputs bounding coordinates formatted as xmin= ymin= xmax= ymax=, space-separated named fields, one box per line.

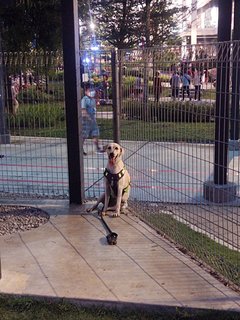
xmin=91 ymin=45 xmax=99 ymax=51
xmin=83 ymin=57 xmax=90 ymax=64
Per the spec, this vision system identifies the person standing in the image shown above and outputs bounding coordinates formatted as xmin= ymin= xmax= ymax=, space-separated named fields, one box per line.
xmin=133 ymin=72 xmax=142 ymax=99
xmin=81 ymin=84 xmax=104 ymax=155
xmin=181 ymin=70 xmax=191 ymax=101
xmin=193 ymin=68 xmax=201 ymax=101
xmin=153 ymin=71 xmax=162 ymax=103
xmin=11 ymin=79 xmax=19 ymax=115
xmin=170 ymin=71 xmax=180 ymax=100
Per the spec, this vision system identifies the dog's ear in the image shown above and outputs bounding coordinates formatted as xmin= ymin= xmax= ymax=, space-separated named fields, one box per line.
xmin=120 ymin=146 xmax=124 ymax=156
xmin=103 ymin=144 xmax=108 ymax=152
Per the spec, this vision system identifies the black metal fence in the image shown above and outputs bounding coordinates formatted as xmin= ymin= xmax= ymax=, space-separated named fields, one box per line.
xmin=118 ymin=42 xmax=240 ymax=290
xmin=0 ymin=50 xmax=114 ymax=199
xmin=0 ymin=51 xmax=69 ymax=197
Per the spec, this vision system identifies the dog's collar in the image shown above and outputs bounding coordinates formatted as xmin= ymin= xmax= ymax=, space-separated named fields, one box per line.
xmin=104 ymin=167 xmax=126 ymax=183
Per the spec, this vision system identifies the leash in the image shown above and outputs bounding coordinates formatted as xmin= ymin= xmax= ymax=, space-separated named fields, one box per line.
xmin=98 ymin=208 xmax=118 ymax=245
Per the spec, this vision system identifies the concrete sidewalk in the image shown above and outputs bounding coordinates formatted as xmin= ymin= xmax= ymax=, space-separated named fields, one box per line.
xmin=0 ymin=199 xmax=240 ymax=311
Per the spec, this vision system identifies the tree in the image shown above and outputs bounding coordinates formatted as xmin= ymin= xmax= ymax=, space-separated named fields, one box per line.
xmin=80 ymin=0 xmax=186 ymax=49
xmin=152 ymin=0 xmax=184 ymax=46
xmin=0 ymin=0 xmax=62 ymax=52
xmin=87 ymin=0 xmax=141 ymax=49
xmin=140 ymin=0 xmax=186 ymax=47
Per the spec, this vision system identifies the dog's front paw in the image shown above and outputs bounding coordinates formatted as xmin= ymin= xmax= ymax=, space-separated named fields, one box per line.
xmin=121 ymin=202 xmax=128 ymax=209
xmin=101 ymin=211 xmax=107 ymax=216
xmin=111 ymin=211 xmax=120 ymax=218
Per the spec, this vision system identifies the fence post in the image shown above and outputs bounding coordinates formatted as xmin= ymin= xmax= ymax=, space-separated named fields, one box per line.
xmin=230 ymin=0 xmax=240 ymax=142
xmin=214 ymin=0 xmax=232 ymax=185
xmin=61 ymin=0 xmax=85 ymax=204
xmin=111 ymin=49 xmax=120 ymax=144
xmin=0 ymin=26 xmax=10 ymax=145
xmin=0 ymin=59 xmax=10 ymax=144
xmin=203 ymin=0 xmax=237 ymax=202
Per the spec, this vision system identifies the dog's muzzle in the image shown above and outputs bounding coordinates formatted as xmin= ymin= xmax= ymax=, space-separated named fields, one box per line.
xmin=108 ymin=152 xmax=118 ymax=163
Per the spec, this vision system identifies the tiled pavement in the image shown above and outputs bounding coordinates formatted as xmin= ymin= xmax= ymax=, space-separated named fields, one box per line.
xmin=0 ymin=199 xmax=240 ymax=311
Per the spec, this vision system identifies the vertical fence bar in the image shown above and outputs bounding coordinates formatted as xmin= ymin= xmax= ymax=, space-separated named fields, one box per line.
xmin=111 ymin=49 xmax=120 ymax=144
xmin=61 ymin=0 xmax=84 ymax=204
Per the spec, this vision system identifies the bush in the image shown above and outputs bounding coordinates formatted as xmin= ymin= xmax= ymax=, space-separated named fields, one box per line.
xmin=8 ymin=103 xmax=65 ymax=129
xmin=17 ymin=82 xmax=65 ymax=104
xmin=48 ymin=70 xmax=64 ymax=82
xmin=18 ymin=86 xmax=56 ymax=104
xmin=122 ymin=100 xmax=215 ymax=123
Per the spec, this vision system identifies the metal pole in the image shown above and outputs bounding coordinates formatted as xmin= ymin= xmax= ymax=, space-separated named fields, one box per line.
xmin=213 ymin=0 xmax=232 ymax=185
xmin=61 ymin=0 xmax=85 ymax=204
xmin=230 ymin=0 xmax=240 ymax=140
xmin=0 ymin=19 xmax=10 ymax=144
xmin=0 ymin=57 xmax=9 ymax=144
xmin=111 ymin=49 xmax=120 ymax=144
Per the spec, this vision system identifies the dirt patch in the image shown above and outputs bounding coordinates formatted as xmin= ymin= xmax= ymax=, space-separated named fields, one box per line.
xmin=0 ymin=205 xmax=49 ymax=236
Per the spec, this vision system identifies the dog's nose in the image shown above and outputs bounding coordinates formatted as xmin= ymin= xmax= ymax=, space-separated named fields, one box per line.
xmin=109 ymin=152 xmax=114 ymax=158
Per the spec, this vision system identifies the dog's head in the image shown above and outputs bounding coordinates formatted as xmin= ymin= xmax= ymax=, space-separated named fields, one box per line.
xmin=103 ymin=143 xmax=124 ymax=165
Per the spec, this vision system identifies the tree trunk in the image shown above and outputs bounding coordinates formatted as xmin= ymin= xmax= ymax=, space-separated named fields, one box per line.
xmin=145 ymin=0 xmax=151 ymax=47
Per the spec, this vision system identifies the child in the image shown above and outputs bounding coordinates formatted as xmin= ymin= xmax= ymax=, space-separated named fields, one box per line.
xmin=81 ymin=84 xmax=104 ymax=155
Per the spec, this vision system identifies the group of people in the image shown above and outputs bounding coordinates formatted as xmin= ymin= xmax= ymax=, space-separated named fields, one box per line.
xmin=170 ymin=68 xmax=202 ymax=101
xmin=133 ymin=68 xmax=202 ymax=102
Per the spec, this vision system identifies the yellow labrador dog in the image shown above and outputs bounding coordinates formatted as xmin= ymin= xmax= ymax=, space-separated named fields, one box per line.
xmin=87 ymin=142 xmax=131 ymax=217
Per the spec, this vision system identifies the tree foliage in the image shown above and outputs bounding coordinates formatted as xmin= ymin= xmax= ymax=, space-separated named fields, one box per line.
xmin=0 ymin=0 xmax=62 ymax=51
xmin=89 ymin=0 xmax=141 ymax=49
xmin=0 ymin=0 xmax=186 ymax=51
xmin=81 ymin=0 xmax=186 ymax=49
xmin=146 ymin=0 xmax=183 ymax=46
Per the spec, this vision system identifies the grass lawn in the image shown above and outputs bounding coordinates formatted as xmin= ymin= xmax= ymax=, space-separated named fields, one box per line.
xmin=0 ymin=295 xmax=239 ymax=320
xmin=129 ymin=204 xmax=240 ymax=288
xmin=9 ymin=119 xmax=215 ymax=143
xmin=119 ymin=120 xmax=215 ymax=142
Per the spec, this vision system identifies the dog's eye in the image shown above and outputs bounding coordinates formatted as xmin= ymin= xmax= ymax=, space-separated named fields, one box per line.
xmin=108 ymin=146 xmax=111 ymax=150
xmin=115 ymin=147 xmax=119 ymax=150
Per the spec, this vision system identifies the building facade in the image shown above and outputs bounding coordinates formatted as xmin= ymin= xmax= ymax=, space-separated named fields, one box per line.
xmin=181 ymin=0 xmax=218 ymax=45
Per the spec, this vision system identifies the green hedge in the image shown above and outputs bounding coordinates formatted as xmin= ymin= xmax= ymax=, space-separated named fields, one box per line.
xmin=122 ymin=100 xmax=215 ymax=123
xmin=17 ymin=83 xmax=65 ymax=104
xmin=8 ymin=103 xmax=65 ymax=129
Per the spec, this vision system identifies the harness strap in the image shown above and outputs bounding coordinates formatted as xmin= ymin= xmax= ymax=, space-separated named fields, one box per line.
xmin=104 ymin=167 xmax=130 ymax=197
xmin=104 ymin=167 xmax=125 ymax=183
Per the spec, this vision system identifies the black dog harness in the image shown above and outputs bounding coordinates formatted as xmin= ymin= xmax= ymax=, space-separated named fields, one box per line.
xmin=104 ymin=167 xmax=130 ymax=197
